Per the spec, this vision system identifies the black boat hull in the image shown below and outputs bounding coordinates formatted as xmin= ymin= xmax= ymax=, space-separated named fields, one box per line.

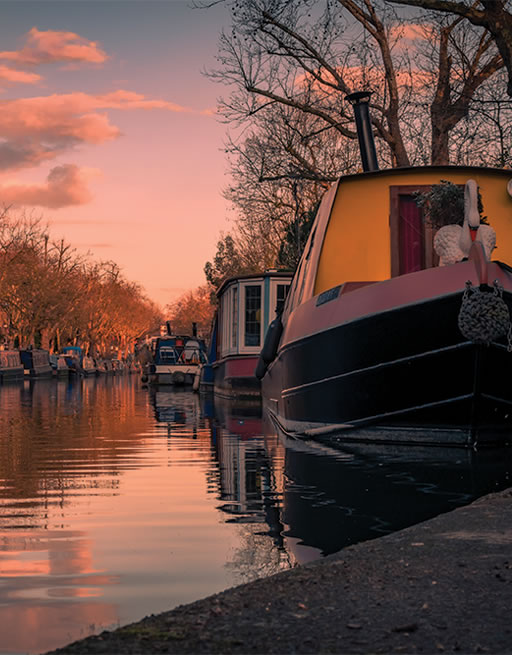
xmin=263 ymin=290 xmax=512 ymax=447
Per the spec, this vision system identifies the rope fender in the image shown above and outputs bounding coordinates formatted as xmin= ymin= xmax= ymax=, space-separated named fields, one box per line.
xmin=458 ymin=280 xmax=512 ymax=350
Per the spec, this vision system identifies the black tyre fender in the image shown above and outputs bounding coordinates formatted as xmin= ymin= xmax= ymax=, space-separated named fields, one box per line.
xmin=255 ymin=356 xmax=268 ymax=380
xmin=260 ymin=317 xmax=283 ymax=364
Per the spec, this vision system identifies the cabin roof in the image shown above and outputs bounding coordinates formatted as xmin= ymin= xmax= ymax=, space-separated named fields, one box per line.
xmin=337 ymin=164 xmax=512 ymax=183
xmin=216 ymin=269 xmax=293 ymax=298
xmin=280 ymin=163 xmax=512 ymax=316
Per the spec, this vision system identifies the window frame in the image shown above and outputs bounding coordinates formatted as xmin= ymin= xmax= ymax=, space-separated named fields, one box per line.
xmin=269 ymin=280 xmax=290 ymax=320
xmin=242 ymin=283 xmax=263 ymax=351
xmin=219 ymin=279 xmax=265 ymax=357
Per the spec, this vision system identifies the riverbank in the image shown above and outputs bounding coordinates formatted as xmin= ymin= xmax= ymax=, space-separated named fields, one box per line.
xmin=45 ymin=486 xmax=512 ymax=654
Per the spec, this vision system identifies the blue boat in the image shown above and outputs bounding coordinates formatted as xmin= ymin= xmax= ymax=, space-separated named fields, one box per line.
xmin=20 ymin=349 xmax=53 ymax=378
xmin=61 ymin=345 xmax=83 ymax=375
xmin=61 ymin=346 xmax=98 ymax=376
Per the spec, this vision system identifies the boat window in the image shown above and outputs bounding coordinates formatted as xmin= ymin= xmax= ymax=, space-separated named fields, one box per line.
xmin=231 ymin=287 xmax=238 ymax=349
xmin=179 ymin=347 xmax=204 ymax=364
xmin=160 ymin=347 xmax=177 ymax=364
xmin=219 ymin=293 xmax=226 ymax=354
xmin=276 ymin=284 xmax=290 ymax=315
xmin=218 ymin=290 xmax=231 ymax=356
xmin=244 ymin=285 xmax=261 ymax=347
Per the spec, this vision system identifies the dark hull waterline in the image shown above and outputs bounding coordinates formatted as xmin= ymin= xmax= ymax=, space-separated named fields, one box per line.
xmin=263 ymin=288 xmax=512 ymax=447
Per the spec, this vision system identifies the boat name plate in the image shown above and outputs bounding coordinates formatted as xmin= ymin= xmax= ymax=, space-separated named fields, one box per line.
xmin=316 ymin=285 xmax=342 ymax=307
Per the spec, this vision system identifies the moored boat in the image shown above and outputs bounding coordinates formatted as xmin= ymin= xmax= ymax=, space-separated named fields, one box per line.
xmin=49 ymin=354 xmax=70 ymax=378
xmin=205 ymin=270 xmax=292 ymax=399
xmin=20 ymin=349 xmax=53 ymax=378
xmin=259 ymin=93 xmax=512 ymax=448
xmin=101 ymin=359 xmax=115 ymax=374
xmin=82 ymin=356 xmax=97 ymax=377
xmin=0 ymin=350 xmax=24 ymax=383
xmin=112 ymin=359 xmax=128 ymax=375
xmin=61 ymin=346 xmax=84 ymax=375
xmin=93 ymin=358 xmax=107 ymax=374
xmin=147 ymin=331 xmax=208 ymax=387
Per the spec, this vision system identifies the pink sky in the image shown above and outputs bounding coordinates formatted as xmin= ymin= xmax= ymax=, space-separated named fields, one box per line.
xmin=0 ymin=1 xmax=233 ymax=307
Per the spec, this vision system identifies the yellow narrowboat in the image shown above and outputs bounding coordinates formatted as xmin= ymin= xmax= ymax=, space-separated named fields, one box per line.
xmin=259 ymin=93 xmax=512 ymax=447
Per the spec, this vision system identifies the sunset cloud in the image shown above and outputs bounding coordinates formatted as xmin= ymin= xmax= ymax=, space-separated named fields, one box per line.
xmin=0 ymin=64 xmax=41 ymax=84
xmin=389 ymin=23 xmax=434 ymax=43
xmin=296 ymin=62 xmax=430 ymax=99
xmin=0 ymin=27 xmax=107 ymax=65
xmin=99 ymin=90 xmax=191 ymax=112
xmin=78 ymin=242 xmax=113 ymax=249
xmin=0 ymin=91 xmax=199 ymax=171
xmin=0 ymin=141 xmax=64 ymax=171
xmin=0 ymin=164 xmax=98 ymax=208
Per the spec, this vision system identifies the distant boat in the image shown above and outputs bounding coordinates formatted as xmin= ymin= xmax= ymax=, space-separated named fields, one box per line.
xmin=20 ymin=349 xmax=53 ymax=378
xmin=93 ymin=357 xmax=107 ymax=374
xmin=97 ymin=358 xmax=115 ymax=374
xmin=204 ymin=270 xmax=292 ymax=399
xmin=61 ymin=345 xmax=84 ymax=375
xmin=259 ymin=92 xmax=512 ymax=448
xmin=146 ymin=331 xmax=208 ymax=387
xmin=49 ymin=354 xmax=70 ymax=378
xmin=0 ymin=350 xmax=24 ymax=383
xmin=82 ymin=356 xmax=97 ymax=377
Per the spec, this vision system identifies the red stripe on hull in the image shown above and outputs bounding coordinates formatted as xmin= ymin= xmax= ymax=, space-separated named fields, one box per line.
xmin=283 ymin=258 xmax=512 ymax=347
xmin=223 ymin=356 xmax=259 ymax=378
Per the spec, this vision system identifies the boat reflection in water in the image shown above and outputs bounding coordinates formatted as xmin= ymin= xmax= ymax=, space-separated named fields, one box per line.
xmin=1 ymin=378 xmax=511 ymax=654
xmin=266 ymin=423 xmax=512 ymax=558
xmin=150 ymin=387 xmax=204 ymax=427
xmin=209 ymin=398 xmax=512 ymax=564
xmin=210 ymin=398 xmax=294 ymax=581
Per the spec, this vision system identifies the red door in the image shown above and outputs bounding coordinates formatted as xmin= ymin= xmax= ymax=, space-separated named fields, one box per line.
xmin=398 ymin=195 xmax=424 ymax=274
xmin=390 ymin=186 xmax=437 ymax=278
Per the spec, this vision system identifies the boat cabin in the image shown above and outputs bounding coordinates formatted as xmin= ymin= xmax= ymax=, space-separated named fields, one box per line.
xmin=284 ymin=166 xmax=512 ymax=320
xmin=153 ymin=337 xmax=207 ymax=366
xmin=0 ymin=350 xmax=24 ymax=382
xmin=61 ymin=345 xmax=83 ymax=374
xmin=49 ymin=354 xmax=70 ymax=377
xmin=20 ymin=349 xmax=53 ymax=378
xmin=210 ymin=270 xmax=293 ymax=398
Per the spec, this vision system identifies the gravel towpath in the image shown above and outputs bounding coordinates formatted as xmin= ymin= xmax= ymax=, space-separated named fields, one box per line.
xmin=44 ymin=488 xmax=512 ymax=655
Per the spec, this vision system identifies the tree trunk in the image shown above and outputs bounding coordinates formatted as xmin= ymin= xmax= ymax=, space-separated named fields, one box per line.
xmin=431 ymin=119 xmax=450 ymax=165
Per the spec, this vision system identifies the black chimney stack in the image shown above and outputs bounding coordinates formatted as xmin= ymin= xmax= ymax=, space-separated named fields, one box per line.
xmin=192 ymin=322 xmax=197 ymax=337
xmin=166 ymin=321 xmax=172 ymax=335
xmin=345 ymin=91 xmax=379 ymax=172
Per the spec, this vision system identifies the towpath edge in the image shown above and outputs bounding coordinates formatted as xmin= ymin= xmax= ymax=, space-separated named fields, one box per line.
xmin=44 ymin=488 xmax=512 ymax=654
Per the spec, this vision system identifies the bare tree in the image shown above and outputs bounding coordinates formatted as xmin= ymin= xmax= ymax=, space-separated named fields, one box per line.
xmin=0 ymin=206 xmax=162 ymax=353
xmin=166 ymin=285 xmax=216 ymax=338
xmin=202 ymin=0 xmax=509 ymax=275
xmin=386 ymin=0 xmax=512 ymax=96
xmin=207 ymin=0 xmax=507 ymax=165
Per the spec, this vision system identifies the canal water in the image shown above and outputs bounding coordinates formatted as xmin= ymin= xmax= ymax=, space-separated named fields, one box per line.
xmin=1 ymin=375 xmax=512 ymax=654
